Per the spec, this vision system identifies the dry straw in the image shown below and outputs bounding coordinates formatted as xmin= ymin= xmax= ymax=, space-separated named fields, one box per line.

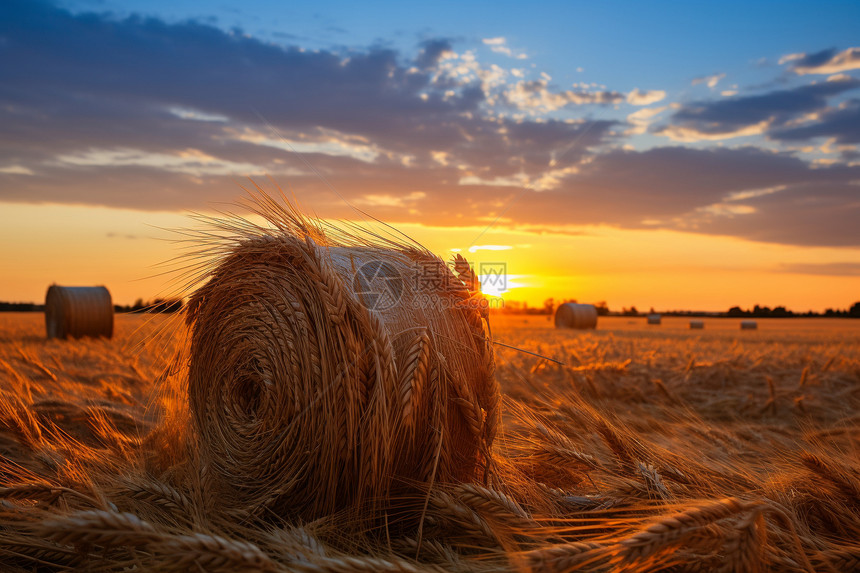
xmin=554 ymin=303 xmax=598 ymax=330
xmin=182 ymin=191 xmax=499 ymax=519
xmin=44 ymin=285 xmax=113 ymax=339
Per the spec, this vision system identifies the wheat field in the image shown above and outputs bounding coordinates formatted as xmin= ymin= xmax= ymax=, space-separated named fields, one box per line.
xmin=0 ymin=311 xmax=858 ymax=572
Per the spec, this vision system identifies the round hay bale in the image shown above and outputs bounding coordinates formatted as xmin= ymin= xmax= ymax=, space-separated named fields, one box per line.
xmin=647 ymin=314 xmax=662 ymax=325
xmin=184 ymin=208 xmax=498 ymax=520
xmin=740 ymin=320 xmax=758 ymax=330
xmin=44 ymin=285 xmax=113 ymax=340
xmin=689 ymin=319 xmax=705 ymax=329
xmin=554 ymin=303 xmax=598 ymax=329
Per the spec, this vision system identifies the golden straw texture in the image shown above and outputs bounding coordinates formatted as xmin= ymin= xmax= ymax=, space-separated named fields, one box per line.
xmin=184 ymin=200 xmax=498 ymax=519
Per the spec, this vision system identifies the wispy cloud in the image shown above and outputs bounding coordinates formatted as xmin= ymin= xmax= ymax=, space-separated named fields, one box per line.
xmin=626 ymin=88 xmax=667 ymax=106
xmin=778 ymin=262 xmax=860 ymax=276
xmin=53 ymin=148 xmax=287 ymax=177
xmin=168 ymin=107 xmax=229 ymax=123
xmin=626 ymin=106 xmax=669 ymax=134
xmin=0 ymin=165 xmax=34 ymax=176
xmin=769 ymin=99 xmax=860 ymax=144
xmin=781 ymin=47 xmax=860 ymax=75
xmin=691 ymin=73 xmax=726 ymax=89
xmin=654 ymin=76 xmax=860 ymax=141
xmin=354 ymin=192 xmax=425 ymax=208
xmin=481 ymin=36 xmax=528 ymax=59
xmin=504 ymin=80 xmax=624 ymax=112
xmin=468 ymin=244 xmax=513 ymax=253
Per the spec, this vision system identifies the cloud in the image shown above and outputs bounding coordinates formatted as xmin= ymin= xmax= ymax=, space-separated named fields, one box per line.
xmin=169 ymin=107 xmax=229 ymax=122
xmin=626 ymin=88 xmax=667 ymax=106
xmin=431 ymin=49 xmax=511 ymax=96
xmin=658 ymin=121 xmax=770 ymax=142
xmin=693 ymin=182 xmax=860 ymax=247
xmin=778 ymin=262 xmax=860 ymax=276
xmin=415 ymin=38 xmax=454 ymax=69
xmin=2 ymin=2 xmax=859 ymax=250
xmin=488 ymin=146 xmax=860 ymax=247
xmin=0 ymin=1 xmax=624 ymax=209
xmin=482 ymin=37 xmax=506 ymax=46
xmin=354 ymin=191 xmax=425 ymax=208
xmin=504 ymin=80 xmax=624 ymax=112
xmin=628 ymin=107 xmax=669 ymax=122
xmin=106 ymin=232 xmax=139 ymax=240
xmin=654 ymin=76 xmax=860 ymax=141
xmin=235 ymin=128 xmax=384 ymax=163
xmin=841 ymin=148 xmax=860 ymax=162
xmin=0 ymin=165 xmax=34 ymax=175
xmin=769 ymin=98 xmax=860 ymax=144
xmin=0 ymin=0 xmax=488 ymax=161
xmin=459 ymin=174 xmax=529 ymax=188
xmin=467 ymin=245 xmax=513 ymax=253
xmin=692 ymin=73 xmax=726 ymax=88
xmin=481 ymin=36 xmax=527 ymax=59
xmin=626 ymin=106 xmax=668 ymax=134
xmin=54 ymin=148 xmax=293 ymax=177
xmin=781 ymin=47 xmax=860 ymax=75
xmin=0 ymin=1 xmax=623 ymax=217
xmin=559 ymin=146 xmax=852 ymax=220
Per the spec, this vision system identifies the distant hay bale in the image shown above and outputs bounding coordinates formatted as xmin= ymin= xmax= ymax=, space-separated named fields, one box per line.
xmin=689 ymin=319 xmax=704 ymax=329
xmin=183 ymin=199 xmax=498 ymax=520
xmin=740 ymin=320 xmax=758 ymax=330
xmin=554 ymin=303 xmax=598 ymax=329
xmin=647 ymin=314 xmax=662 ymax=325
xmin=44 ymin=285 xmax=113 ymax=340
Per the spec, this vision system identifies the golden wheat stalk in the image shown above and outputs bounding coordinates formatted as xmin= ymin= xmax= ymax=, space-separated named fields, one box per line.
xmin=149 ymin=532 xmax=277 ymax=572
xmin=525 ymin=541 xmax=608 ymax=572
xmin=38 ymin=510 xmax=161 ymax=547
xmin=615 ymin=498 xmax=759 ymax=563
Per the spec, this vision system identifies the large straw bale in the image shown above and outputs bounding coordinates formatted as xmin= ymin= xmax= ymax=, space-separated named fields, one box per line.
xmin=183 ymin=199 xmax=498 ymax=519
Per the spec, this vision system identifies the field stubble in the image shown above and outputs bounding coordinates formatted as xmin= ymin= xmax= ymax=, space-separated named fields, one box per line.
xmin=0 ymin=312 xmax=858 ymax=572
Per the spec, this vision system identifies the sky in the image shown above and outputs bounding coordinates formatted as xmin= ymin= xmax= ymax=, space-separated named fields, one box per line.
xmin=1 ymin=0 xmax=859 ymax=311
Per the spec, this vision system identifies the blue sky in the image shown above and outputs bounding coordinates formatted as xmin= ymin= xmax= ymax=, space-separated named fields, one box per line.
xmin=1 ymin=0 xmax=859 ymax=308
xmin=59 ymin=0 xmax=860 ymax=94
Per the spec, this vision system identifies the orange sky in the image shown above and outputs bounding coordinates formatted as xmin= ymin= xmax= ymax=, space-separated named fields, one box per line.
xmin=1 ymin=202 xmax=857 ymax=312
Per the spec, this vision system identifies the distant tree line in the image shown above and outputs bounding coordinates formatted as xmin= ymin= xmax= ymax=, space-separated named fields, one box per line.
xmin=0 ymin=302 xmax=45 ymax=312
xmin=494 ymin=300 xmax=860 ymax=318
xmin=0 ymin=298 xmax=183 ymax=313
xmin=113 ymin=298 xmax=184 ymax=313
xmin=724 ymin=302 xmax=860 ymax=318
xmin=3 ymin=298 xmax=858 ymax=317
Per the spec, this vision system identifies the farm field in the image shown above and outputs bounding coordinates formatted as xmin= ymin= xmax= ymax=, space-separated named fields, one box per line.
xmin=1 ymin=311 xmax=859 ymax=572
